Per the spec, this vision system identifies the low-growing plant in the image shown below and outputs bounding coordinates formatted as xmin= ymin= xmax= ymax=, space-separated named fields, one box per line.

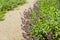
xmin=29 ymin=0 xmax=60 ymax=40
xmin=0 ymin=0 xmax=25 ymax=21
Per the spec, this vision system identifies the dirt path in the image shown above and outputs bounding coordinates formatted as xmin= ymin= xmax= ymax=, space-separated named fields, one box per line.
xmin=0 ymin=0 xmax=37 ymax=40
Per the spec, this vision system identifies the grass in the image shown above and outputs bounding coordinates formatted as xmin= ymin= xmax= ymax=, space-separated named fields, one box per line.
xmin=0 ymin=0 xmax=25 ymax=21
xmin=29 ymin=0 xmax=60 ymax=40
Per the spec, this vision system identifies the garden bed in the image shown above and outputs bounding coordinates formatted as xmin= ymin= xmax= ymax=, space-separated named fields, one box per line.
xmin=28 ymin=0 xmax=60 ymax=40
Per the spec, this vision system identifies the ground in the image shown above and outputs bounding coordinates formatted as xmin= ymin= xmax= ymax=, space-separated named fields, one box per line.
xmin=0 ymin=0 xmax=37 ymax=40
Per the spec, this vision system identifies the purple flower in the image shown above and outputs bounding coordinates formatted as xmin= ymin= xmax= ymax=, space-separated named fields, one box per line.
xmin=47 ymin=32 xmax=52 ymax=40
xmin=21 ymin=17 xmax=26 ymax=24
xmin=26 ymin=20 xmax=31 ymax=26
xmin=22 ymin=33 xmax=27 ymax=39
xmin=33 ymin=37 xmax=38 ymax=40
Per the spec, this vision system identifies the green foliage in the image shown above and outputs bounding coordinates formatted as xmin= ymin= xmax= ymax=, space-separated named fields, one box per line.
xmin=29 ymin=0 xmax=60 ymax=40
xmin=0 ymin=0 xmax=25 ymax=21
